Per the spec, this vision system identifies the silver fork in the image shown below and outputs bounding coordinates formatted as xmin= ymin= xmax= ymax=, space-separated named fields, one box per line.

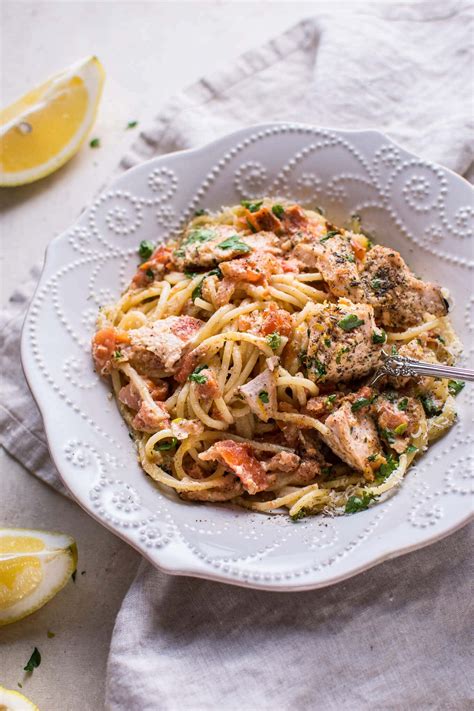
xmin=369 ymin=350 xmax=474 ymax=386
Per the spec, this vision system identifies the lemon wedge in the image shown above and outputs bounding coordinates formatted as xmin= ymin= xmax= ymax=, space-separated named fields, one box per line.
xmin=0 ymin=528 xmax=77 ymax=626
xmin=0 ymin=686 xmax=40 ymax=711
xmin=0 ymin=56 xmax=104 ymax=186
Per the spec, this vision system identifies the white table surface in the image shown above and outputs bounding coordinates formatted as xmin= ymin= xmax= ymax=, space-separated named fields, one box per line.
xmin=0 ymin=2 xmax=322 ymax=710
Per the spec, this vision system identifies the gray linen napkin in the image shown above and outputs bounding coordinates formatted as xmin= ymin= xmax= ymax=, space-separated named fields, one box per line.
xmin=0 ymin=4 xmax=472 ymax=710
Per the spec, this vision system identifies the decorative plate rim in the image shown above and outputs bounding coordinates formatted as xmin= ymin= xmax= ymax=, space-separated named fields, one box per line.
xmin=21 ymin=121 xmax=474 ymax=591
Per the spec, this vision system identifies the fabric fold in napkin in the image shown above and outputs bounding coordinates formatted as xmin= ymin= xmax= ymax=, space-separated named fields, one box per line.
xmin=0 ymin=3 xmax=472 ymax=710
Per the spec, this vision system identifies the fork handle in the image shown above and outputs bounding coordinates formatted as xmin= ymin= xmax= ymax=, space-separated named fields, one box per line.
xmin=375 ymin=355 xmax=474 ymax=382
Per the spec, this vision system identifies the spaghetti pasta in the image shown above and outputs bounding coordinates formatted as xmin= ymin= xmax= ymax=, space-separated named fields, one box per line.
xmin=92 ymin=199 xmax=463 ymax=519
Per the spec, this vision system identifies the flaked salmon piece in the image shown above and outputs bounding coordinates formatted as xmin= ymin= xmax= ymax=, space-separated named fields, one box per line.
xmin=280 ymin=205 xmax=327 ymax=237
xmin=360 ymin=245 xmax=448 ymax=328
xmin=194 ymin=368 xmax=221 ymax=400
xmin=131 ymin=245 xmax=172 ymax=288
xmin=220 ymin=252 xmax=282 ymax=284
xmin=239 ymin=368 xmax=278 ymax=422
xmin=118 ymin=382 xmax=141 ymax=410
xmin=372 ymin=393 xmax=425 ymax=454
xmin=132 ymin=400 xmax=169 ymax=433
xmin=239 ymin=302 xmax=293 ymax=338
xmin=201 ymin=274 xmax=236 ymax=307
xmin=288 ymin=459 xmax=323 ymax=485
xmin=293 ymin=233 xmax=365 ymax=301
xmin=91 ymin=327 xmax=131 ymax=376
xmin=172 ymin=224 xmax=281 ymax=270
xmin=128 ymin=316 xmax=203 ymax=376
xmin=321 ymin=401 xmax=381 ymax=480
xmin=180 ymin=475 xmax=243 ymax=502
xmin=199 ymin=440 xmax=275 ymax=494
xmin=304 ymin=299 xmax=383 ymax=383
xmin=305 ymin=392 xmax=344 ymax=417
xmin=170 ymin=418 xmax=204 ymax=440
xmin=262 ymin=451 xmax=300 ymax=472
xmin=245 ymin=206 xmax=282 ymax=233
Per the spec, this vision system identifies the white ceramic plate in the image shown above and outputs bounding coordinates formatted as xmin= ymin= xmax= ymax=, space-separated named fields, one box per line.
xmin=21 ymin=123 xmax=474 ymax=591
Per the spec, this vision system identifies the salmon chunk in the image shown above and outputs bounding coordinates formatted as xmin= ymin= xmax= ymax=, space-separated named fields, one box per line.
xmin=239 ymin=368 xmax=278 ymax=422
xmin=321 ymin=401 xmax=381 ymax=479
xmin=128 ymin=316 xmax=203 ymax=376
xmin=199 ymin=440 xmax=275 ymax=494
xmin=360 ymin=245 xmax=448 ymax=328
xmin=91 ymin=327 xmax=131 ymax=375
xmin=220 ymin=252 xmax=282 ymax=284
xmin=304 ymin=299 xmax=384 ymax=383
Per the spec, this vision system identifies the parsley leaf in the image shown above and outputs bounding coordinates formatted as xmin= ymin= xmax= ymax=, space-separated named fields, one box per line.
xmin=314 ymin=206 xmax=325 ymax=215
xmin=138 ymin=240 xmax=154 ymax=260
xmin=326 ymin=394 xmax=337 ymax=408
xmin=375 ymin=454 xmax=398 ymax=482
xmin=345 ymin=493 xmax=377 ymax=514
xmin=183 ymin=228 xmax=215 ymax=246
xmin=113 ymin=349 xmax=123 ymax=360
xmin=320 ymin=230 xmax=340 ymax=243
xmin=24 ymin=647 xmax=41 ymax=673
xmin=266 ymin=332 xmax=281 ymax=351
xmin=218 ymin=236 xmax=252 ymax=253
xmin=372 ymin=330 xmax=387 ymax=344
xmin=420 ymin=394 xmax=443 ymax=417
xmin=154 ymin=437 xmax=178 ymax=451
xmin=351 ymin=397 xmax=372 ymax=413
xmin=338 ymin=314 xmax=365 ymax=331
xmin=271 ymin=204 xmax=285 ymax=218
xmin=405 ymin=444 xmax=418 ymax=454
xmin=258 ymin=390 xmax=269 ymax=404
xmin=189 ymin=364 xmax=209 ymax=384
xmin=448 ymin=379 xmax=465 ymax=396
xmin=398 ymin=397 xmax=408 ymax=411
xmin=145 ymin=268 xmax=154 ymax=279
xmin=191 ymin=281 xmax=203 ymax=302
xmin=193 ymin=208 xmax=208 ymax=217
xmin=379 ymin=427 xmax=396 ymax=444
xmin=241 ymin=199 xmax=263 ymax=213
xmin=126 ymin=120 xmax=138 ymax=129
xmin=89 ymin=137 xmax=100 ymax=148
xmin=290 ymin=508 xmax=308 ymax=522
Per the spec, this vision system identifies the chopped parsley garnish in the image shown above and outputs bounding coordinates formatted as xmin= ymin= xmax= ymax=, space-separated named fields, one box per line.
xmin=290 ymin=509 xmax=308 ymax=522
xmin=258 ymin=390 xmax=269 ymax=404
xmin=338 ymin=314 xmax=365 ymax=331
xmin=138 ymin=240 xmax=154 ymax=260
xmin=24 ymin=647 xmax=41 ymax=673
xmin=155 ymin=437 xmax=178 ymax=451
xmin=189 ymin=364 xmax=209 ymax=384
xmin=246 ymin=218 xmax=257 ymax=233
xmin=113 ymin=349 xmax=123 ymax=360
xmin=191 ymin=281 xmax=203 ymax=302
xmin=324 ymin=337 xmax=331 ymax=347
xmin=184 ymin=269 xmax=199 ymax=278
xmin=173 ymin=248 xmax=185 ymax=259
xmin=420 ymin=395 xmax=442 ymax=417
xmin=126 ymin=120 xmax=138 ymax=129
xmin=241 ymin=199 xmax=263 ymax=212
xmin=367 ymin=453 xmax=379 ymax=462
xmin=391 ymin=345 xmax=398 ymax=355
xmin=372 ymin=329 xmax=387 ymax=344
xmin=405 ymin=444 xmax=418 ymax=454
xmin=145 ymin=268 xmax=154 ymax=279
xmin=271 ymin=204 xmax=285 ymax=218
xmin=371 ymin=278 xmax=383 ymax=291
xmin=320 ymin=230 xmax=340 ymax=243
xmin=436 ymin=334 xmax=446 ymax=344
xmin=218 ymin=235 xmax=252 ymax=253
xmin=379 ymin=427 xmax=396 ymax=444
xmin=193 ymin=208 xmax=208 ymax=217
xmin=346 ymin=253 xmax=356 ymax=263
xmin=89 ymin=137 xmax=100 ymax=148
xmin=448 ymin=379 xmax=465 ymax=396
xmin=345 ymin=493 xmax=377 ymax=514
xmin=314 ymin=206 xmax=325 ymax=215
xmin=266 ymin=332 xmax=281 ymax=351
xmin=183 ymin=228 xmax=215 ymax=246
xmin=394 ymin=422 xmax=408 ymax=435
xmin=375 ymin=454 xmax=398 ymax=482
xmin=314 ymin=359 xmax=326 ymax=377
xmin=398 ymin=397 xmax=408 ymax=411
xmin=351 ymin=397 xmax=372 ymax=413
xmin=326 ymin=394 xmax=337 ymax=408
